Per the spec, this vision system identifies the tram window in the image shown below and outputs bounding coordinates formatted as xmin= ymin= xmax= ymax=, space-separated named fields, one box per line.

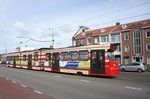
xmin=12 ymin=56 xmax=14 ymax=60
xmin=10 ymin=56 xmax=12 ymax=60
xmin=17 ymin=55 xmax=19 ymax=61
xmin=79 ymin=50 xmax=88 ymax=61
xmin=23 ymin=55 xmax=26 ymax=61
xmin=7 ymin=56 xmax=9 ymax=61
xmin=46 ymin=53 xmax=51 ymax=61
xmin=6 ymin=56 xmax=8 ymax=60
xmin=16 ymin=55 xmax=19 ymax=61
xmin=11 ymin=56 xmax=13 ymax=60
xmin=69 ymin=51 xmax=78 ymax=61
xmin=6 ymin=56 xmax=10 ymax=61
xmin=34 ymin=53 xmax=38 ymax=61
xmin=7 ymin=56 xmax=10 ymax=61
xmin=61 ymin=52 xmax=68 ymax=61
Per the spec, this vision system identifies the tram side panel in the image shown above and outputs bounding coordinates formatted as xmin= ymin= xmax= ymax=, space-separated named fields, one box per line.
xmin=42 ymin=50 xmax=52 ymax=71
xmin=32 ymin=51 xmax=41 ymax=70
xmin=21 ymin=51 xmax=35 ymax=70
xmin=21 ymin=52 xmax=29 ymax=69
xmin=42 ymin=48 xmax=118 ymax=76
xmin=21 ymin=51 xmax=43 ymax=70
xmin=59 ymin=50 xmax=90 ymax=75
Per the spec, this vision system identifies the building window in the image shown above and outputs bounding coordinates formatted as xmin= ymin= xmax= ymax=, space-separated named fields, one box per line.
xmin=87 ymin=37 xmax=92 ymax=45
xmin=80 ymin=39 xmax=85 ymax=45
xmin=75 ymin=39 xmax=80 ymax=46
xmin=94 ymin=37 xmax=99 ymax=44
xmin=147 ymin=57 xmax=150 ymax=64
xmin=125 ymin=46 xmax=129 ymax=52
xmin=146 ymin=43 xmax=150 ymax=51
xmin=124 ymin=57 xmax=129 ymax=64
xmin=133 ymin=29 xmax=141 ymax=54
xmin=124 ymin=34 xmax=129 ymax=40
xmin=101 ymin=35 xmax=109 ymax=43
xmin=146 ymin=31 xmax=150 ymax=38
xmin=111 ymin=33 xmax=120 ymax=42
xmin=116 ymin=57 xmax=121 ymax=65
xmin=116 ymin=44 xmax=121 ymax=52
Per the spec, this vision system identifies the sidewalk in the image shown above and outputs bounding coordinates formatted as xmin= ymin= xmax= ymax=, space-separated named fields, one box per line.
xmin=0 ymin=76 xmax=54 ymax=99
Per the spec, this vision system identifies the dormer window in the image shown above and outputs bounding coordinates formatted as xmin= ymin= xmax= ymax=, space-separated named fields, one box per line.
xmin=122 ymin=24 xmax=127 ymax=29
xmin=100 ymin=28 xmax=106 ymax=32
xmin=81 ymin=32 xmax=86 ymax=36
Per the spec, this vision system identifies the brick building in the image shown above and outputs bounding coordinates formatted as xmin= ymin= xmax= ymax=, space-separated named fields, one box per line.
xmin=73 ymin=19 xmax=150 ymax=67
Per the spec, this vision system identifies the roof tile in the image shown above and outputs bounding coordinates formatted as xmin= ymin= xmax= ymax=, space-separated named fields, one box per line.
xmin=75 ymin=19 xmax=150 ymax=39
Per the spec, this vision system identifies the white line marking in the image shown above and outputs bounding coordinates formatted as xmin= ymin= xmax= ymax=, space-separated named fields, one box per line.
xmin=12 ymin=81 xmax=17 ymax=83
xmin=80 ymin=79 xmax=90 ymax=83
xmin=34 ymin=90 xmax=43 ymax=95
xmin=125 ymin=86 xmax=142 ymax=91
xmin=21 ymin=85 xmax=26 ymax=87
xmin=55 ymin=75 xmax=61 ymax=78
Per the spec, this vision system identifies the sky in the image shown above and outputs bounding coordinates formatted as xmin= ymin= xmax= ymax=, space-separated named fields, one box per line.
xmin=0 ymin=0 xmax=150 ymax=54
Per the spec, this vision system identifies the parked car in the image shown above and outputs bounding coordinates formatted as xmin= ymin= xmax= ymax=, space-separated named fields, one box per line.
xmin=120 ymin=62 xmax=147 ymax=72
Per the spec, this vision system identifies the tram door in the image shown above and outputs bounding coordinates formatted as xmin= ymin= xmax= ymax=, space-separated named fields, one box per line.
xmin=91 ymin=50 xmax=105 ymax=74
xmin=28 ymin=55 xmax=32 ymax=70
xmin=13 ymin=56 xmax=16 ymax=68
xmin=52 ymin=53 xmax=60 ymax=71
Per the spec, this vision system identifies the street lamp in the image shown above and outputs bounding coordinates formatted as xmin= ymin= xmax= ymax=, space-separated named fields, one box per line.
xmin=49 ymin=28 xmax=54 ymax=48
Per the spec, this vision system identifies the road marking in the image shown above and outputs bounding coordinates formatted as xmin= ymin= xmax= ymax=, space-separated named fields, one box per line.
xmin=125 ymin=86 xmax=142 ymax=91
xmin=80 ymin=79 xmax=90 ymax=83
xmin=12 ymin=81 xmax=17 ymax=84
xmin=21 ymin=85 xmax=27 ymax=87
xmin=55 ymin=75 xmax=62 ymax=78
xmin=34 ymin=90 xmax=43 ymax=95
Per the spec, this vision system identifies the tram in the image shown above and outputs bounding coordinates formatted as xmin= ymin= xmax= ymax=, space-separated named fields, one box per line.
xmin=6 ymin=43 xmax=119 ymax=77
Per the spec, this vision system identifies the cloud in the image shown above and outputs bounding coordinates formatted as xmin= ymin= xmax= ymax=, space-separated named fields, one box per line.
xmin=14 ymin=21 xmax=30 ymax=35
xmin=58 ymin=25 xmax=73 ymax=34
xmin=36 ymin=29 xmax=59 ymax=39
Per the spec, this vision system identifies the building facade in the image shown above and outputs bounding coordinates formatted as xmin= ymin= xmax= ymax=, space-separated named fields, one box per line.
xmin=73 ymin=19 xmax=150 ymax=67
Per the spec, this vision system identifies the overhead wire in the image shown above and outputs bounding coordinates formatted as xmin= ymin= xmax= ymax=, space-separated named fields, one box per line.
xmin=88 ymin=12 xmax=150 ymax=27
xmin=16 ymin=1 xmax=150 ymax=46
xmin=54 ymin=1 xmax=150 ymax=29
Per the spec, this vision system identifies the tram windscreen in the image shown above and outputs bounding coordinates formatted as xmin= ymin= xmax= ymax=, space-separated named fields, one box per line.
xmin=107 ymin=52 xmax=116 ymax=61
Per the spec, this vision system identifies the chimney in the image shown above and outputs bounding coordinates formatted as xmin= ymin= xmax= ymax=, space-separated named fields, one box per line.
xmin=116 ymin=22 xmax=120 ymax=26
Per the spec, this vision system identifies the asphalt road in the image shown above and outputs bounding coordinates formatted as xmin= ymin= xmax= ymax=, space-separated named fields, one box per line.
xmin=0 ymin=64 xmax=150 ymax=99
